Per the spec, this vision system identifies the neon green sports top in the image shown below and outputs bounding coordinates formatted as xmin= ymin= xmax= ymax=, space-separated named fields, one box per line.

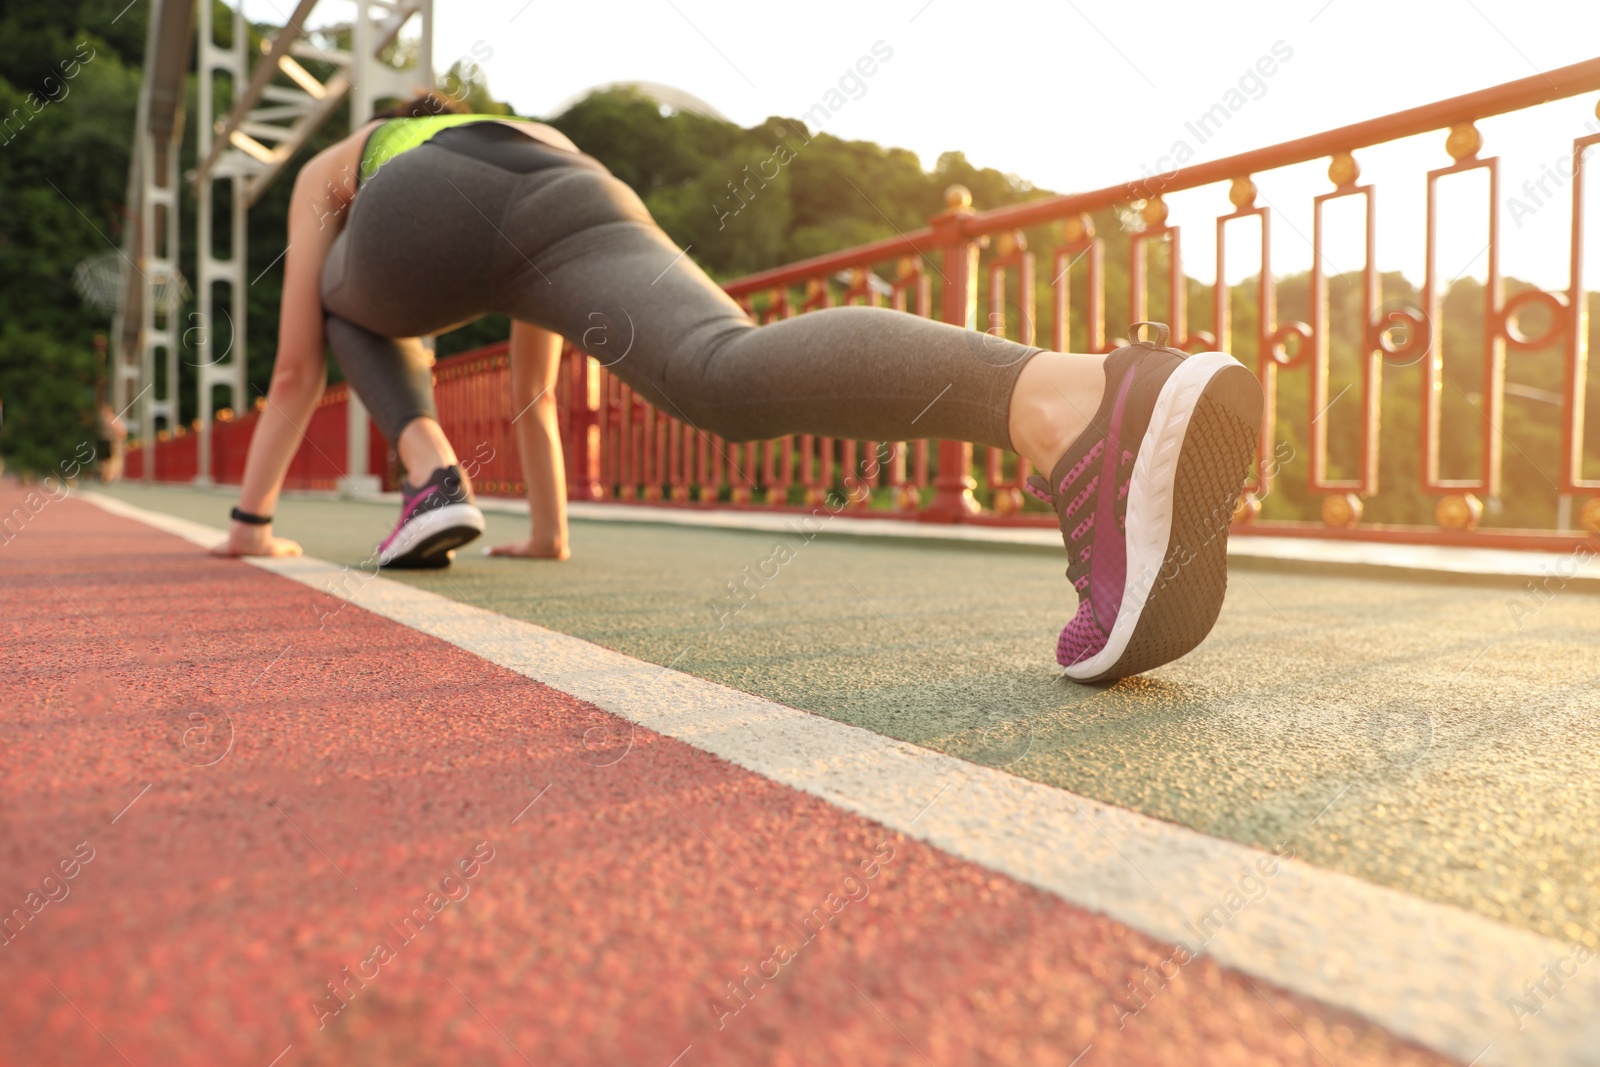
xmin=359 ymin=114 xmax=513 ymax=185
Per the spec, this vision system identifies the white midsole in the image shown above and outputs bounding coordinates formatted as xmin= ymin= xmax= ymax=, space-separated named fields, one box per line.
xmin=377 ymin=501 xmax=486 ymax=565
xmin=1062 ymin=351 xmax=1245 ymax=681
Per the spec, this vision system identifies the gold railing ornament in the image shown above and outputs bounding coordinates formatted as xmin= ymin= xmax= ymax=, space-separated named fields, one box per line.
xmin=893 ymin=484 xmax=922 ymax=511
xmin=1321 ymin=493 xmax=1364 ymax=529
xmin=994 ymin=229 xmax=1026 ymax=257
xmin=1579 ymin=497 xmax=1600 ymax=535
xmin=1435 ymin=493 xmax=1483 ymax=531
xmin=1328 ymin=151 xmax=1360 ymax=188
xmin=1229 ymin=177 xmax=1258 ymax=210
xmin=697 ymin=485 xmax=717 ymax=504
xmin=1061 ymin=213 xmax=1094 ymax=243
xmin=1140 ymin=196 xmax=1170 ymax=227
xmin=1233 ymin=492 xmax=1262 ymax=525
xmin=944 ymin=184 xmax=973 ymax=212
xmin=1445 ymin=122 xmax=1482 ymax=162
xmin=763 ymin=486 xmax=784 ymax=505
xmin=897 ymin=256 xmax=919 ymax=280
xmin=991 ymin=486 xmax=1022 ymax=516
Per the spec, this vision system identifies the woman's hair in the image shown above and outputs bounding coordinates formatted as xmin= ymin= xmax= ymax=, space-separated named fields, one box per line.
xmin=373 ymin=91 xmax=471 ymax=120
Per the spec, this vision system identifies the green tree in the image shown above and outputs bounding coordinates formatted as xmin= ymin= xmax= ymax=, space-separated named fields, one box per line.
xmin=0 ymin=0 xmax=146 ymax=474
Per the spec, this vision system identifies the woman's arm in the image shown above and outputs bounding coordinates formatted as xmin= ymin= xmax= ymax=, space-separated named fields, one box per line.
xmin=217 ymin=131 xmax=369 ymax=557
xmin=487 ymin=320 xmax=570 ymax=560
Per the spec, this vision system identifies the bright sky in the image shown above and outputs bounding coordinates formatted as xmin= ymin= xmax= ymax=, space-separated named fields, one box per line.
xmin=281 ymin=0 xmax=1600 ymax=292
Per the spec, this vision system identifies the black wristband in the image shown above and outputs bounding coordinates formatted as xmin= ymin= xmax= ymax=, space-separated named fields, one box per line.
xmin=230 ymin=506 xmax=273 ymax=526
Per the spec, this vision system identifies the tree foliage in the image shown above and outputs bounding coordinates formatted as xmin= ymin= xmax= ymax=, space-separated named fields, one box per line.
xmin=0 ymin=1 xmax=147 ymax=473
xmin=544 ymin=88 xmax=1045 ymax=281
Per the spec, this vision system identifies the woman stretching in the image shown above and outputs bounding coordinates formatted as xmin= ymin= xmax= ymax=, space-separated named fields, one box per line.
xmin=215 ymin=97 xmax=1262 ymax=682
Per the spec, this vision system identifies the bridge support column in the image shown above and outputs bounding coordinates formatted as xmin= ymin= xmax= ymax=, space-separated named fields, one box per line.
xmin=194 ymin=0 xmax=249 ymax=486
xmin=921 ymin=185 xmax=982 ymax=523
xmin=139 ymin=129 xmax=183 ymax=483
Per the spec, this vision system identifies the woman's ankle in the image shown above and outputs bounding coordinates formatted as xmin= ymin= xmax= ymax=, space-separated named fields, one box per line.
xmin=397 ymin=418 xmax=458 ymax=486
xmin=1007 ymin=352 xmax=1107 ymax=472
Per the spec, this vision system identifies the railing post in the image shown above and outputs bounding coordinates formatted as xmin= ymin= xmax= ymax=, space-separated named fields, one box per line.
xmin=339 ymin=393 xmax=381 ymax=496
xmin=566 ymin=348 xmax=605 ymax=500
xmin=921 ymin=185 xmax=982 ymax=522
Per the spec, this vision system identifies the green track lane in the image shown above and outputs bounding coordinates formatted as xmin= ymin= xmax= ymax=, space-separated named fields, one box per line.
xmin=103 ymin=483 xmax=1600 ymax=947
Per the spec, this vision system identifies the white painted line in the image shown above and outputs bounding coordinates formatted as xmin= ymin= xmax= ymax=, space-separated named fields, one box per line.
xmin=126 ymin=481 xmax=1600 ymax=583
xmin=1229 ymin=531 xmax=1600 ymax=583
xmin=87 ymin=493 xmax=230 ymax=548
xmin=447 ymin=493 xmax=1600 ymax=582
xmin=80 ymin=491 xmax=1600 ymax=1066
xmin=484 ymin=493 xmax=1064 ymax=549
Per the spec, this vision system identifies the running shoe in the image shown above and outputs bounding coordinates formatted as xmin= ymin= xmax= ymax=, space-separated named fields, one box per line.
xmin=1024 ymin=323 xmax=1262 ymax=683
xmin=376 ymin=464 xmax=486 ymax=569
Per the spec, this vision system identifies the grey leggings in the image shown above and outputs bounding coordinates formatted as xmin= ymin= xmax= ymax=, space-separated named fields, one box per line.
xmin=319 ymin=123 xmax=1042 ymax=453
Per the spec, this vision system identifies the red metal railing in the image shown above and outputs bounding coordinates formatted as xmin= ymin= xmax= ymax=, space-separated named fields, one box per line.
xmin=131 ymin=59 xmax=1600 ymax=547
xmin=125 ymin=381 xmax=384 ymax=490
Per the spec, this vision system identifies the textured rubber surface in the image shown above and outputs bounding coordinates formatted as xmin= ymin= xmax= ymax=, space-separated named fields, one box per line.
xmin=97 ymin=482 xmax=1600 ymax=950
xmin=1072 ymin=361 xmax=1262 ymax=683
xmin=0 ymin=485 xmax=1455 ymax=1066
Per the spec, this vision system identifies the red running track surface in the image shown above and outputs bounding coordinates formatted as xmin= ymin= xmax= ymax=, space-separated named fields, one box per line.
xmin=0 ymin=485 xmax=1449 ymax=1066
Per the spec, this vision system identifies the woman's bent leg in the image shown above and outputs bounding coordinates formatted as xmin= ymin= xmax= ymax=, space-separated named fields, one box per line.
xmin=319 ymin=144 xmax=516 ymax=459
xmin=322 ymin=316 xmax=438 ymax=444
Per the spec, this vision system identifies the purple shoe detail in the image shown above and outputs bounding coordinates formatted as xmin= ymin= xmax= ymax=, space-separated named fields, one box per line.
xmin=376 ymin=464 xmax=485 ymax=568
xmin=1057 ymin=600 xmax=1107 ymax=666
xmin=378 ymin=484 xmax=441 ymax=555
xmin=1083 ymin=366 xmax=1138 ymax=643
xmin=1063 ymin=477 xmax=1098 ymax=521
xmin=1055 ymin=441 xmax=1103 ymax=498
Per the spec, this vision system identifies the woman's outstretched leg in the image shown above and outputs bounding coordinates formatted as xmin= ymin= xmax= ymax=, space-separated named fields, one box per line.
xmin=323 ymin=137 xmax=1087 ymax=458
xmin=487 ymin=173 xmax=1258 ymax=682
xmin=489 ymin=168 xmax=1057 ymax=452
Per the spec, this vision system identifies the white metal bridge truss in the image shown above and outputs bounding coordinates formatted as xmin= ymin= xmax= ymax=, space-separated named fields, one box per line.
xmin=117 ymin=0 xmax=434 ymax=484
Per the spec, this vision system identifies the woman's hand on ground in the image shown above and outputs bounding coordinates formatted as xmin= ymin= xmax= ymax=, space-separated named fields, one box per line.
xmin=484 ymin=538 xmax=570 ymax=560
xmin=212 ymin=522 xmax=304 ymax=558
